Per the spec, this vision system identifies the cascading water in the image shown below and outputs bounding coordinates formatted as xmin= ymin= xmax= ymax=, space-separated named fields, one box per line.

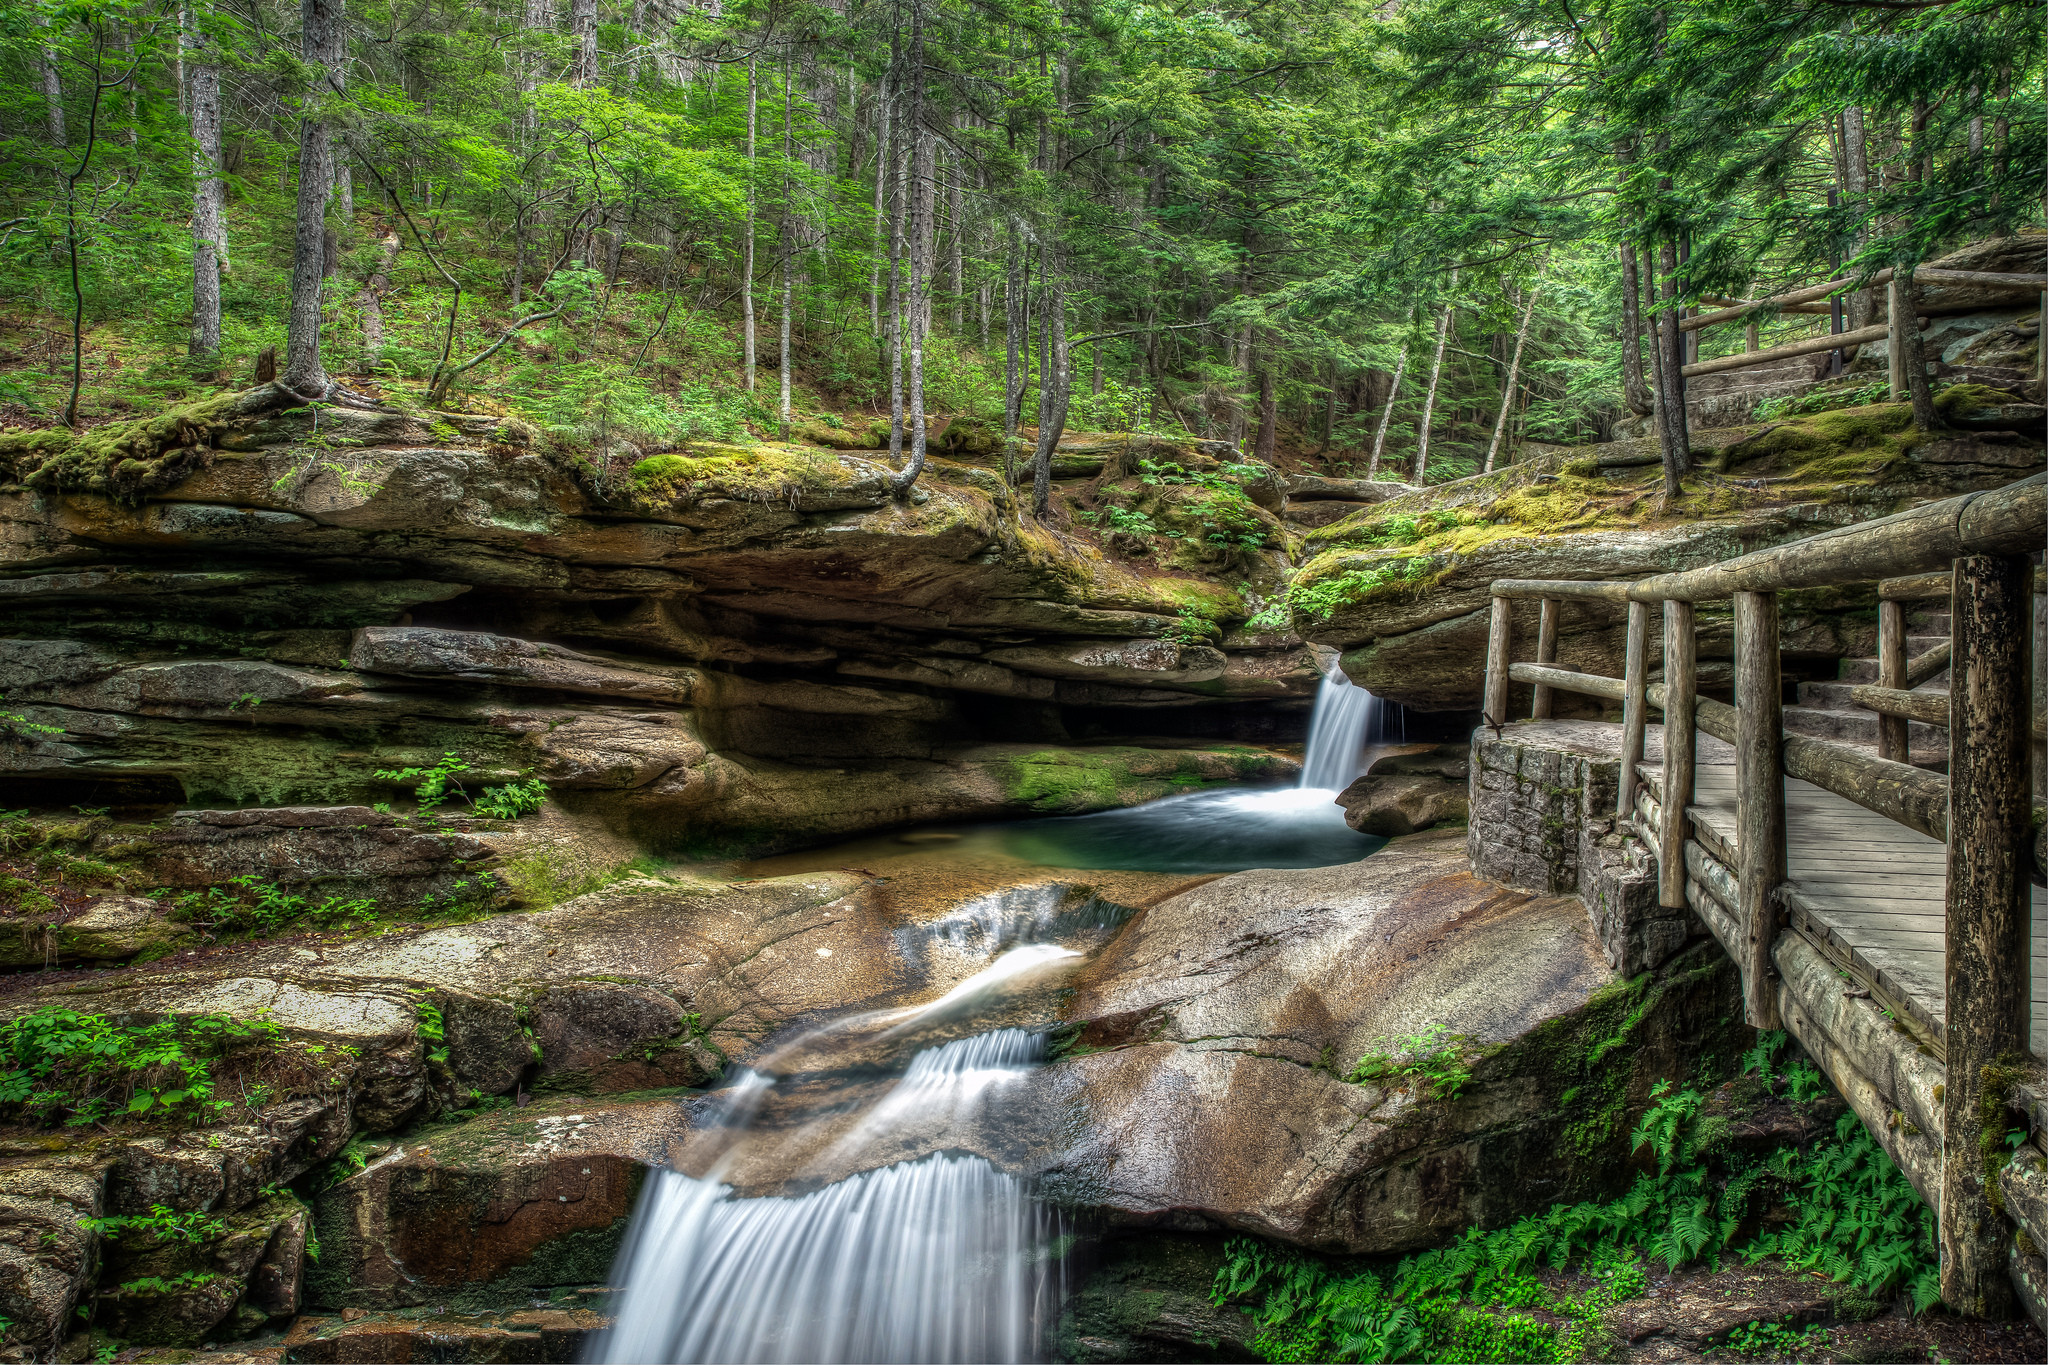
xmin=589 ymin=913 xmax=1076 ymax=1365
xmin=1297 ymin=669 xmax=1400 ymax=790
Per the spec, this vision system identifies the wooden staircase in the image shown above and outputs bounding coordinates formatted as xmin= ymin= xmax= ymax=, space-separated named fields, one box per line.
xmin=1785 ymin=604 xmax=1952 ymax=769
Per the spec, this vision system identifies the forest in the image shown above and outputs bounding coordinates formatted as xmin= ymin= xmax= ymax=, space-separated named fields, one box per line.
xmin=0 ymin=0 xmax=2040 ymax=495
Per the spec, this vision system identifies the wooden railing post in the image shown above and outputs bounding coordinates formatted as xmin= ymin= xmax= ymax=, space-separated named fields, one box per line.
xmin=1877 ymin=597 xmax=1909 ymax=762
xmin=1938 ymin=553 xmax=2031 ymax=1319
xmin=1484 ymin=594 xmax=1512 ymax=726
xmin=1531 ymin=596 xmax=1560 ymax=720
xmin=1734 ymin=591 xmax=1786 ymax=1029
xmin=1616 ymin=601 xmax=1650 ymax=820
xmin=1657 ymin=601 xmax=1697 ymax=909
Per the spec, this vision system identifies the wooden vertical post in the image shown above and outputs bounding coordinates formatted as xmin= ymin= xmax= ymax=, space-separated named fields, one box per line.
xmin=1939 ymin=553 xmax=2031 ymax=1320
xmin=1887 ymin=279 xmax=1908 ymax=401
xmin=1531 ymin=597 xmax=1560 ymax=720
xmin=1734 ymin=591 xmax=1786 ymax=1030
xmin=1616 ymin=601 xmax=1650 ymax=820
xmin=1657 ymin=600 xmax=1697 ymax=909
xmin=1877 ymin=598 xmax=1909 ymax=762
xmin=1484 ymin=595 xmax=1512 ymax=726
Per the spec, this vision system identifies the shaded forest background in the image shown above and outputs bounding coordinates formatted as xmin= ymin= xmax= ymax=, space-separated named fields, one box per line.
xmin=0 ymin=0 xmax=2040 ymax=487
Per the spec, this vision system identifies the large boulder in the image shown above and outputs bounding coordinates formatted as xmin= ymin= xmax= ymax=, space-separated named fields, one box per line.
xmin=1036 ymin=832 xmax=1747 ymax=1251
xmin=1334 ymin=743 xmax=1471 ymax=835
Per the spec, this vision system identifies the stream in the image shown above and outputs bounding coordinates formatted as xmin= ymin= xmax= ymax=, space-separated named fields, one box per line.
xmin=586 ymin=675 xmax=1396 ymax=1364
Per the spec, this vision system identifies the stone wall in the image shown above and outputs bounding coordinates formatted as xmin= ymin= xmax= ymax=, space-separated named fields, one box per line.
xmin=1467 ymin=720 xmax=1713 ymax=975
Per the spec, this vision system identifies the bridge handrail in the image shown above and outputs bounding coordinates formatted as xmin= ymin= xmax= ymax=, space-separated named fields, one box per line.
xmin=1477 ymin=475 xmax=2044 ymax=1312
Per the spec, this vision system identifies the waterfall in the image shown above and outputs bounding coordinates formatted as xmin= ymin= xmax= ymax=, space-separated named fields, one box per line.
xmin=1298 ymin=670 xmax=1399 ymax=790
xmin=590 ymin=1011 xmax=1065 ymax=1363
xmin=592 ymin=1148 xmax=1057 ymax=1365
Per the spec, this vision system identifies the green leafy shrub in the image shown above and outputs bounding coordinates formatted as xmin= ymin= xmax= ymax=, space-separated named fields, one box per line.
xmin=1349 ymin=1023 xmax=1478 ymax=1101
xmin=78 ymin=1205 xmax=227 ymax=1245
xmin=163 ymin=874 xmax=375 ymax=936
xmin=1213 ymin=1081 xmax=1939 ymax=1363
xmin=472 ymin=777 xmax=549 ymax=819
xmin=1288 ymin=559 xmax=1433 ymax=620
xmin=0 ymin=1007 xmax=287 ymax=1127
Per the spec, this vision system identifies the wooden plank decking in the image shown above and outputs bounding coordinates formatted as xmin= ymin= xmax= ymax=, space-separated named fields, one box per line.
xmin=1676 ymin=761 xmax=2048 ymax=1059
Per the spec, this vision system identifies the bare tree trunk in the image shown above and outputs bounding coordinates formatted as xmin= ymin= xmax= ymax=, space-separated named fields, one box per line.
xmin=39 ymin=20 xmax=66 ymax=150
xmin=1484 ymin=279 xmax=1541 ymax=472
xmin=520 ymin=0 xmax=546 ymax=141
xmin=282 ymin=0 xmax=345 ymax=398
xmin=892 ymin=2 xmax=930 ymax=493
xmin=947 ymin=142 xmax=964 ymax=335
xmin=1655 ymin=235 xmax=1689 ymax=498
xmin=742 ymin=54 xmax=757 ymax=392
xmin=1029 ymin=235 xmax=1068 ymax=517
xmin=886 ymin=93 xmax=907 ymax=460
xmin=186 ymin=7 xmax=225 ymax=365
xmin=1367 ymin=342 xmax=1407 ymax=479
xmin=779 ymin=56 xmax=794 ymax=440
xmin=1843 ymin=105 xmax=1872 ymax=329
xmin=1411 ymin=270 xmax=1457 ymax=482
xmin=353 ymin=229 xmax=399 ymax=370
xmin=915 ymin=130 xmax=935 ymax=341
xmin=868 ymin=73 xmax=891 ymax=342
xmin=570 ymin=0 xmax=596 ymax=85
xmin=1003 ymin=218 xmax=1026 ymax=482
xmin=1253 ymin=335 xmax=1277 ymax=464
xmin=1620 ymin=245 xmax=1653 ymax=416
xmin=1899 ymin=269 xmax=1936 ymax=429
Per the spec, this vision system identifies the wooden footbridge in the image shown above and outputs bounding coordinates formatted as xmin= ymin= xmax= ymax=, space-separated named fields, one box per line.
xmin=1480 ymin=473 xmax=2046 ymax=1321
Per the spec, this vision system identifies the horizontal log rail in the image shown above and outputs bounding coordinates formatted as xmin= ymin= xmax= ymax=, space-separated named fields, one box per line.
xmin=1853 ymin=684 xmax=2048 ymax=740
xmin=1681 ymin=268 xmax=1895 ymax=333
xmin=1680 ymin=321 xmax=1895 ymax=379
xmin=1883 ymin=567 xmax=2048 ymax=600
xmin=1682 ymin=267 xmax=2044 ymax=335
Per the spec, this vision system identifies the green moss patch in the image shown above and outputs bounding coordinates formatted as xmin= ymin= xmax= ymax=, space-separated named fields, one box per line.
xmin=0 ymin=390 xmax=262 ymax=502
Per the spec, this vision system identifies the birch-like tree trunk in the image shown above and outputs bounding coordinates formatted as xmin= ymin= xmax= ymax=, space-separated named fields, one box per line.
xmin=39 ymin=19 xmax=66 ymax=150
xmin=1655 ymin=235 xmax=1689 ymax=498
xmin=885 ymin=90 xmax=907 ymax=460
xmin=779 ymin=56 xmax=794 ymax=439
xmin=1619 ymin=245 xmax=1653 ymax=416
xmin=1003 ymin=218 xmax=1027 ymax=482
xmin=1483 ymin=279 xmax=1541 ymax=472
xmin=893 ymin=5 xmax=930 ymax=493
xmin=570 ymin=0 xmax=596 ymax=85
xmin=1411 ymin=269 xmax=1457 ymax=482
xmin=282 ymin=0 xmax=345 ymax=397
xmin=185 ymin=6 xmax=225 ymax=363
xmin=947 ymin=143 xmax=964 ymax=334
xmin=868 ymin=73 xmax=891 ymax=342
xmin=1366 ymin=342 xmax=1407 ymax=479
xmin=742 ymin=55 xmax=757 ymax=391
xmin=353 ymin=229 xmax=400 ymax=370
xmin=1029 ymin=235 xmax=1069 ymax=517
xmin=1842 ymin=106 xmax=1875 ymax=330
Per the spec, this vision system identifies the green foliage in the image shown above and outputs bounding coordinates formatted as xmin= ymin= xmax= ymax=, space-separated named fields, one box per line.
xmin=1216 ymin=1080 xmax=1939 ymax=1362
xmin=373 ymin=752 xmax=547 ymax=820
xmin=373 ymin=751 xmax=475 ymax=815
xmin=472 ymin=777 xmax=549 ymax=820
xmin=0 ymin=698 xmax=65 ymax=739
xmin=1349 ymin=1023 xmax=1477 ymax=1102
xmin=0 ymin=1006 xmax=285 ymax=1128
xmin=1288 ymin=560 xmax=1433 ymax=621
xmin=78 ymin=1204 xmax=227 ymax=1245
xmin=1754 ymin=381 xmax=1892 ymax=423
xmin=1715 ymin=1318 xmax=1831 ymax=1358
xmin=309 ymin=1135 xmax=378 ymax=1193
xmin=163 ymin=873 xmax=377 ymax=937
xmin=1161 ymin=604 xmax=1223 ymax=646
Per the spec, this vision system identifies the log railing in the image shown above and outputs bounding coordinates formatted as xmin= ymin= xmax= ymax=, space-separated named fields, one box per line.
xmin=1673 ymin=265 xmax=2048 ymax=381
xmin=1481 ymin=474 xmax=2045 ymax=1316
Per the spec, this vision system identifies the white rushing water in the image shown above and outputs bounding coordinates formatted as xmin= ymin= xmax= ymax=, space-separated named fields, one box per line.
xmin=1297 ymin=669 xmax=1400 ymax=790
xmin=591 ymin=985 xmax=1064 ymax=1362
xmin=593 ymin=1148 xmax=1055 ymax=1364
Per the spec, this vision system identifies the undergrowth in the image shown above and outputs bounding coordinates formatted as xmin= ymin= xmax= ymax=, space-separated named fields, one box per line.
xmin=0 ymin=1006 xmax=310 ymax=1127
xmin=1213 ymin=1070 xmax=1938 ymax=1363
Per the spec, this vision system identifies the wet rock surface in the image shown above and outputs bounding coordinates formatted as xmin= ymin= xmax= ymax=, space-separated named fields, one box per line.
xmin=1038 ymin=831 xmax=1748 ymax=1251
